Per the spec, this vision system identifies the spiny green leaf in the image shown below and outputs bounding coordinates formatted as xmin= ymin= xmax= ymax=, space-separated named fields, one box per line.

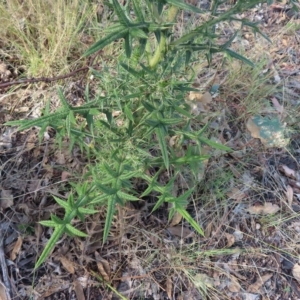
xmin=124 ymin=33 xmax=132 ymax=58
xmin=39 ymin=220 xmax=56 ymax=227
xmin=35 ymin=224 xmax=65 ymax=269
xmin=156 ymin=126 xmax=169 ymax=169
xmin=53 ymin=196 xmax=72 ymax=213
xmin=225 ymin=49 xmax=254 ymax=67
xmin=119 ymin=170 xmax=140 ymax=180
xmin=97 ymin=183 xmax=118 ymax=195
xmin=159 ymin=118 xmax=182 ymax=126
xmin=78 ymin=207 xmax=98 ymax=214
xmin=83 ymin=28 xmax=128 ymax=57
xmin=198 ymin=137 xmax=231 ymax=151
xmin=129 ymin=28 xmax=148 ymax=39
xmin=117 ymin=191 xmax=139 ymax=201
xmin=175 ymin=206 xmax=204 ymax=236
xmin=51 ymin=215 xmax=64 ymax=225
xmin=132 ymin=0 xmax=145 ymax=22
xmin=120 ymin=63 xmax=142 ymax=78
xmin=57 ymin=88 xmax=71 ymax=109
xmin=90 ymin=194 xmax=108 ymax=205
xmin=124 ymin=104 xmax=134 ymax=122
xmin=103 ymin=196 xmax=116 ymax=242
xmin=166 ymin=0 xmax=204 ymax=14
xmin=152 ymin=194 xmax=167 ymax=212
xmin=112 ymin=0 xmax=131 ymax=26
xmin=5 ymin=109 xmax=68 ymax=131
xmin=65 ymin=224 xmax=88 ymax=237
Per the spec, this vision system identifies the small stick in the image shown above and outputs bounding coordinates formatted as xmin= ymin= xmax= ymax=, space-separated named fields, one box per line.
xmin=0 ymin=227 xmax=12 ymax=300
xmin=0 ymin=65 xmax=95 ymax=90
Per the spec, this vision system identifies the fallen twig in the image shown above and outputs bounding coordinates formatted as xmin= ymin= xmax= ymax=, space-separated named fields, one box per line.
xmin=0 ymin=65 xmax=93 ymax=90
xmin=0 ymin=225 xmax=12 ymax=299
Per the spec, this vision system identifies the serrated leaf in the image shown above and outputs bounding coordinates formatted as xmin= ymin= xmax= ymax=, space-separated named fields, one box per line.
xmin=53 ymin=196 xmax=72 ymax=213
xmin=112 ymin=0 xmax=131 ymax=26
xmin=142 ymin=101 xmax=156 ymax=112
xmin=124 ymin=33 xmax=132 ymax=58
xmin=103 ymin=196 xmax=116 ymax=242
xmin=132 ymin=0 xmax=145 ymax=22
xmin=83 ymin=28 xmax=128 ymax=57
xmin=78 ymin=207 xmax=98 ymax=214
xmin=156 ymin=126 xmax=169 ymax=169
xmin=117 ymin=190 xmax=139 ymax=201
xmin=97 ymin=183 xmax=118 ymax=195
xmin=90 ymin=194 xmax=108 ymax=205
xmin=130 ymin=28 xmax=148 ymax=39
xmin=152 ymin=194 xmax=167 ymax=212
xmin=166 ymin=0 xmax=203 ymax=14
xmin=35 ymin=224 xmax=65 ymax=269
xmin=5 ymin=109 xmax=68 ymax=131
xmin=199 ymin=137 xmax=231 ymax=151
xmin=225 ymin=49 xmax=254 ymax=67
xmin=51 ymin=214 xmax=64 ymax=225
xmin=124 ymin=104 xmax=134 ymax=122
xmin=65 ymin=224 xmax=88 ymax=237
xmin=39 ymin=220 xmax=56 ymax=227
xmin=57 ymin=88 xmax=71 ymax=109
xmin=160 ymin=118 xmax=182 ymax=126
xmin=175 ymin=206 xmax=204 ymax=236
xmin=120 ymin=63 xmax=142 ymax=78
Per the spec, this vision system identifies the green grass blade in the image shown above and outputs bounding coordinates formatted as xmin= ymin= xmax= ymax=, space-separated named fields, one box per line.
xmin=83 ymin=28 xmax=128 ymax=57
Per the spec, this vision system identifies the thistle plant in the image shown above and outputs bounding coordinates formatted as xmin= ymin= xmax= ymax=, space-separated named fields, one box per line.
xmin=6 ymin=0 xmax=283 ymax=269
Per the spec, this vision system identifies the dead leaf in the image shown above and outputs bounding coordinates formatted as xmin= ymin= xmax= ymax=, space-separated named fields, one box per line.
xmin=227 ymin=188 xmax=246 ymax=201
xmin=292 ymin=263 xmax=300 ymax=284
xmin=169 ymin=211 xmax=183 ymax=226
xmin=187 ymin=91 xmax=212 ymax=115
xmin=247 ymin=202 xmax=280 ymax=215
xmin=95 ymin=251 xmax=110 ymax=281
xmin=55 ymin=151 xmax=66 ymax=165
xmin=286 ymin=185 xmax=293 ymax=206
xmin=228 ymin=275 xmax=241 ymax=293
xmin=61 ymin=171 xmax=71 ymax=181
xmin=271 ymin=97 xmax=284 ymax=114
xmin=59 ymin=256 xmax=75 ymax=274
xmin=73 ymin=280 xmax=85 ymax=300
xmin=166 ymin=277 xmax=172 ymax=299
xmin=193 ymin=273 xmax=214 ymax=289
xmin=279 ymin=165 xmax=296 ymax=178
xmin=0 ymin=189 xmax=14 ymax=209
xmin=246 ymin=116 xmax=288 ymax=148
xmin=10 ymin=236 xmax=23 ymax=261
xmin=35 ymin=223 xmax=43 ymax=241
xmin=167 ymin=226 xmax=195 ymax=238
xmin=225 ymin=233 xmax=235 ymax=247
xmin=0 ymin=281 xmax=9 ymax=300
xmin=247 ymin=273 xmax=273 ymax=293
